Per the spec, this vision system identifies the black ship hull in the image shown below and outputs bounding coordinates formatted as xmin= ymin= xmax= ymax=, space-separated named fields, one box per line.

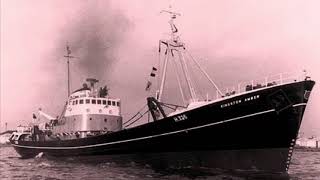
xmin=11 ymin=80 xmax=315 ymax=172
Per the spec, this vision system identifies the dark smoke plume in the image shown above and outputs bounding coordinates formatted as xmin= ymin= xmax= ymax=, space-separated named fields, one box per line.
xmin=57 ymin=1 xmax=131 ymax=83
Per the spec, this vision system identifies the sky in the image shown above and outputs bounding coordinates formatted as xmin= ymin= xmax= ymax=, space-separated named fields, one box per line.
xmin=1 ymin=0 xmax=320 ymax=137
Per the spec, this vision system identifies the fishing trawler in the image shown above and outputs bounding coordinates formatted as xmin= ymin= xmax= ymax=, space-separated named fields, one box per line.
xmin=10 ymin=10 xmax=315 ymax=173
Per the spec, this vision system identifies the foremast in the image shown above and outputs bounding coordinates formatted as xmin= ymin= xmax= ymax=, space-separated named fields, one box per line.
xmin=157 ymin=10 xmax=223 ymax=105
xmin=127 ymin=10 xmax=225 ymax=125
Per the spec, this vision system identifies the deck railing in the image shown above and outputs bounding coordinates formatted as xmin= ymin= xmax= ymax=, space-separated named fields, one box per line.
xmin=217 ymin=70 xmax=309 ymax=99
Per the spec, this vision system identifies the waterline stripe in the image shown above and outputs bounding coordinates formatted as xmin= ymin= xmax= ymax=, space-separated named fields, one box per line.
xmin=12 ymin=103 xmax=307 ymax=150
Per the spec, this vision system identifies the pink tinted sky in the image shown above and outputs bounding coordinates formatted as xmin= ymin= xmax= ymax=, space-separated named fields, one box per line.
xmin=1 ymin=0 xmax=320 ymax=136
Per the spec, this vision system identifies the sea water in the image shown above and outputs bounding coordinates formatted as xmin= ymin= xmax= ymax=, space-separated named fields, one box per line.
xmin=1 ymin=146 xmax=319 ymax=180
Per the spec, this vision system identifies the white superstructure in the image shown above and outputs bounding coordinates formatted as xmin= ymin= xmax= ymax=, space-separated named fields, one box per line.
xmin=52 ymin=78 xmax=122 ymax=137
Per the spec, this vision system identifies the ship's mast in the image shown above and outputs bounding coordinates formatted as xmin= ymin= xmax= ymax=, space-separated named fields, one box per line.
xmin=63 ymin=43 xmax=75 ymax=97
xmin=158 ymin=9 xmax=197 ymax=103
xmin=157 ymin=9 xmax=223 ymax=103
xmin=159 ymin=10 xmax=184 ymax=101
xmin=158 ymin=50 xmax=169 ymax=102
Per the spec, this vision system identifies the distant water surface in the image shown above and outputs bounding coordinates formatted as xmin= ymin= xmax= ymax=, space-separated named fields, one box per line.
xmin=0 ymin=146 xmax=319 ymax=180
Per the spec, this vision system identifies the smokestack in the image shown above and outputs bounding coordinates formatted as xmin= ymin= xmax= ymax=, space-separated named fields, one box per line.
xmin=86 ymin=78 xmax=99 ymax=92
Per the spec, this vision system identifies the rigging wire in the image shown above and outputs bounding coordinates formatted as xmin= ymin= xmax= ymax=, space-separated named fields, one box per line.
xmin=171 ymin=51 xmax=187 ymax=105
xmin=160 ymin=102 xmax=186 ymax=108
xmin=58 ymin=102 xmax=68 ymax=121
xmin=124 ymin=110 xmax=150 ymax=128
xmin=122 ymin=104 xmax=147 ymax=125
xmin=159 ymin=102 xmax=186 ymax=111
xmin=178 ymin=51 xmax=197 ymax=101
xmin=183 ymin=51 xmax=205 ymax=100
xmin=123 ymin=100 xmax=187 ymax=128
xmin=185 ymin=49 xmax=223 ymax=96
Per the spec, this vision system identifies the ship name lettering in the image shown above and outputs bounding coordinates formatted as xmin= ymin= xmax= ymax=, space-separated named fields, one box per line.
xmin=244 ymin=95 xmax=260 ymax=102
xmin=220 ymin=95 xmax=260 ymax=108
xmin=221 ymin=99 xmax=242 ymax=108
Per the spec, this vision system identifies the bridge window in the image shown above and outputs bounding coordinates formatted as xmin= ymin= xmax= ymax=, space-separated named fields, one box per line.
xmin=102 ymin=100 xmax=107 ymax=105
xmin=108 ymin=100 xmax=111 ymax=105
xmin=92 ymin=99 xmax=96 ymax=104
xmin=112 ymin=101 xmax=116 ymax=106
xmin=117 ymin=102 xmax=120 ymax=106
xmin=86 ymin=99 xmax=90 ymax=104
xmin=72 ymin=101 xmax=76 ymax=105
xmin=79 ymin=99 xmax=84 ymax=104
xmin=97 ymin=100 xmax=101 ymax=104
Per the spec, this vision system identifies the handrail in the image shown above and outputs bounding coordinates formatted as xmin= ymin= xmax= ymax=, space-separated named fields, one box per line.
xmin=217 ymin=70 xmax=308 ymax=99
